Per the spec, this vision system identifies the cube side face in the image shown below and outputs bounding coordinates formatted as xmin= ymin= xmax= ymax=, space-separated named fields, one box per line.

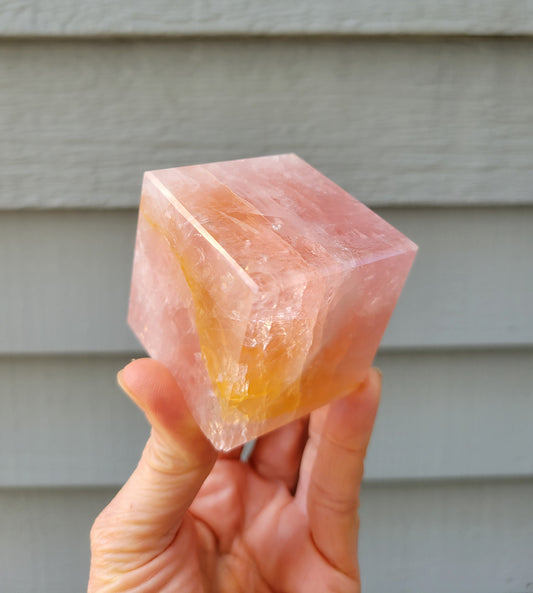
xmin=128 ymin=174 xmax=259 ymax=449
xmin=299 ymin=248 xmax=418 ymax=415
xmin=234 ymin=246 xmax=418 ymax=437
xmin=128 ymin=201 xmax=215 ymax=416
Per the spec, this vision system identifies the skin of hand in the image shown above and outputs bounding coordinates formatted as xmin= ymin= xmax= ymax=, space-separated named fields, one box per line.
xmin=88 ymin=358 xmax=381 ymax=593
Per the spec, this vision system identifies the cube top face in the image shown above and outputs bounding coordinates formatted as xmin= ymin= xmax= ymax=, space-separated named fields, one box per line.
xmin=129 ymin=154 xmax=418 ymax=450
xmin=148 ymin=154 xmax=416 ymax=286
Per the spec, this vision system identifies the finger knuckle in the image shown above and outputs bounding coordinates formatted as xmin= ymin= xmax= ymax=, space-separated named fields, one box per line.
xmin=310 ymin=478 xmax=359 ymax=516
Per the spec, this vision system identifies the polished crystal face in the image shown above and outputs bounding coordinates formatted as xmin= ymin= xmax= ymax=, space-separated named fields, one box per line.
xmin=128 ymin=154 xmax=417 ymax=450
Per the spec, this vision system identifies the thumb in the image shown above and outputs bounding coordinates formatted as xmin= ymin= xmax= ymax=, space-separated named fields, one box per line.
xmin=92 ymin=358 xmax=217 ymax=557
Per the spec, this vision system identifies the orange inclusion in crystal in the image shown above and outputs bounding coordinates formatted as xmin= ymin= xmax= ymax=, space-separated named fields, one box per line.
xmin=156 ymin=217 xmax=309 ymax=420
xmin=143 ymin=179 xmax=317 ymax=421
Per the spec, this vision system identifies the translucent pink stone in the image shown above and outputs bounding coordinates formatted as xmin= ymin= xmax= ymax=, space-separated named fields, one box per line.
xmin=128 ymin=154 xmax=417 ymax=450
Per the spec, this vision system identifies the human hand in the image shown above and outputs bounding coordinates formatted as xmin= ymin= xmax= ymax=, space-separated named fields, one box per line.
xmin=88 ymin=358 xmax=381 ymax=592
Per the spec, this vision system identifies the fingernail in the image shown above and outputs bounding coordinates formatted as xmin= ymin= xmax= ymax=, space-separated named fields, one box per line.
xmin=117 ymin=367 xmax=139 ymax=404
xmin=116 ymin=368 xmax=128 ymax=393
xmin=373 ymin=366 xmax=383 ymax=379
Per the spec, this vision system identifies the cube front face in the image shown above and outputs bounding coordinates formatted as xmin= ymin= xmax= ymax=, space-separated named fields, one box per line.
xmin=129 ymin=155 xmax=417 ymax=450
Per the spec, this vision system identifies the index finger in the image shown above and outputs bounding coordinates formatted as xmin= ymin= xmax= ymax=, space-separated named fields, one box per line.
xmin=296 ymin=368 xmax=381 ymax=578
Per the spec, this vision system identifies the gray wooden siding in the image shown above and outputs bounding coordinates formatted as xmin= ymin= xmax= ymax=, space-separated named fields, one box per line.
xmin=2 ymin=208 xmax=532 ymax=353
xmin=2 ymin=351 xmax=532 ymax=487
xmin=2 ymin=0 xmax=533 ymax=36
xmin=2 ymin=39 xmax=533 ymax=209
xmin=1 ymin=483 xmax=532 ymax=593
xmin=1 ymin=9 xmax=532 ymax=593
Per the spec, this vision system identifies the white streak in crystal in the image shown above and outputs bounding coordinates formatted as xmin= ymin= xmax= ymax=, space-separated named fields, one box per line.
xmin=146 ymin=171 xmax=258 ymax=294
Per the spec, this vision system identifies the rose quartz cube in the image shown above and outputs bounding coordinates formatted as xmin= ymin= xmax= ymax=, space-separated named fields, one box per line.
xmin=128 ymin=154 xmax=417 ymax=450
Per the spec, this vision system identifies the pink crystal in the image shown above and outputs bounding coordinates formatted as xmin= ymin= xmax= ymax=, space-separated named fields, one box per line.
xmin=128 ymin=154 xmax=417 ymax=450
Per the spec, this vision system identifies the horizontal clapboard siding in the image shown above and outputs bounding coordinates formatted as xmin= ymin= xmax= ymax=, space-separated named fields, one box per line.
xmin=358 ymin=480 xmax=533 ymax=593
xmin=0 ymin=355 xmax=147 ymax=487
xmin=2 ymin=12 xmax=531 ymax=592
xmin=0 ymin=489 xmax=108 ymax=593
xmin=2 ymin=39 xmax=533 ymax=209
xmin=1 ymin=350 xmax=531 ymax=486
xmin=1 ymin=207 xmax=532 ymax=353
xmin=2 ymin=0 xmax=533 ymax=36
xmin=1 ymin=482 xmax=532 ymax=593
